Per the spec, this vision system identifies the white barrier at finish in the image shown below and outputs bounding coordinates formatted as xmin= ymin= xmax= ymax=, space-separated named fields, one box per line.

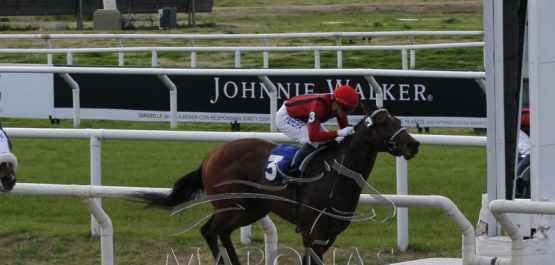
xmin=3 ymin=128 xmax=486 ymax=252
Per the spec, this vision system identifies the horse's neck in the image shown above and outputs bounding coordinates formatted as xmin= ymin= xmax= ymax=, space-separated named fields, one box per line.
xmin=335 ymin=137 xmax=379 ymax=180
xmin=317 ymin=138 xmax=378 ymax=208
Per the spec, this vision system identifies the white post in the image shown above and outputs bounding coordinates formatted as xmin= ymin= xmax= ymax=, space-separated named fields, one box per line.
xmin=90 ymin=136 xmax=102 ymax=236
xmin=408 ymin=35 xmax=416 ymax=69
xmin=189 ymin=39 xmax=196 ymax=68
xmin=258 ymin=76 xmax=277 ymax=132
xmin=263 ymin=38 xmax=269 ymax=69
xmin=396 ymin=157 xmax=409 ymax=251
xmin=401 ymin=49 xmax=408 ymax=70
xmin=44 ymin=38 xmax=53 ymax=65
xmin=365 ymin=76 xmax=383 ymax=108
xmin=67 ymin=52 xmax=73 ymax=65
xmin=81 ymin=197 xmax=114 ymax=265
xmin=257 ymin=216 xmax=277 ymax=265
xmin=59 ymin=73 xmax=81 ymax=128
xmin=336 ymin=37 xmax=343 ymax=69
xmin=314 ymin=49 xmax=320 ymax=69
xmin=169 ymin=89 xmax=178 ymax=129
xmin=240 ymin=226 xmax=251 ymax=245
xmin=235 ymin=50 xmax=241 ymax=68
xmin=115 ymin=38 xmax=124 ymax=66
xmin=152 ymin=51 xmax=158 ymax=67
xmin=529 ymin=0 xmax=555 ymax=201
xmin=157 ymin=75 xmax=178 ymax=129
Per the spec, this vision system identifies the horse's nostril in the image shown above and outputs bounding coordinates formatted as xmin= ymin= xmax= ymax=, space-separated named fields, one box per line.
xmin=1 ymin=176 xmax=13 ymax=184
xmin=409 ymin=141 xmax=420 ymax=149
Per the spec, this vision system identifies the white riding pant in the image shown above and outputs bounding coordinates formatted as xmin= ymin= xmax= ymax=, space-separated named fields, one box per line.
xmin=276 ymin=104 xmax=328 ymax=148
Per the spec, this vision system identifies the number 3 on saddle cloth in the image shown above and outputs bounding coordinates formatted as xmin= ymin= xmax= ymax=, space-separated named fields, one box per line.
xmin=265 ymin=145 xmax=298 ymax=181
xmin=264 ymin=144 xmax=328 ymax=181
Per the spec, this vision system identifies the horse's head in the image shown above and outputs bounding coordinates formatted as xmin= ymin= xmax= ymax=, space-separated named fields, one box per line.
xmin=354 ymin=103 xmax=419 ymax=160
xmin=0 ymin=161 xmax=16 ymax=192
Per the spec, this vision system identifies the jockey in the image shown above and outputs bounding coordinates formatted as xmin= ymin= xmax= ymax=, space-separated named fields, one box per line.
xmin=276 ymin=85 xmax=360 ymax=173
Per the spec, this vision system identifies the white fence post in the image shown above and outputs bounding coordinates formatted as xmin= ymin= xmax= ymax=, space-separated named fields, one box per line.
xmin=59 ymin=73 xmax=81 ymax=128
xmin=396 ymin=157 xmax=409 ymax=252
xmin=263 ymin=38 xmax=269 ymax=69
xmin=235 ymin=50 xmax=241 ymax=68
xmin=314 ymin=49 xmax=320 ymax=69
xmin=115 ymin=38 xmax=124 ymax=66
xmin=402 ymin=49 xmax=408 ymax=70
xmin=81 ymin=197 xmax=114 ymax=265
xmin=336 ymin=37 xmax=343 ymax=69
xmin=90 ymin=135 xmax=102 ymax=236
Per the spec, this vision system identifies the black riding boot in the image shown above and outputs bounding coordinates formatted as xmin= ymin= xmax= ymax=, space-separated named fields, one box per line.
xmin=289 ymin=143 xmax=317 ymax=176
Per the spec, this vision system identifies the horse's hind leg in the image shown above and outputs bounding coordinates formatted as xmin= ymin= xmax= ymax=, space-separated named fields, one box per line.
xmin=219 ymin=229 xmax=240 ymax=265
xmin=200 ymin=216 xmax=221 ymax=263
xmin=201 ymin=214 xmax=240 ymax=265
xmin=202 ymin=209 xmax=267 ymax=265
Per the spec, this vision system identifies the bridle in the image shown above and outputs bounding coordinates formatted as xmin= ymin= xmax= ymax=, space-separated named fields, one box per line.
xmin=354 ymin=108 xmax=406 ymax=153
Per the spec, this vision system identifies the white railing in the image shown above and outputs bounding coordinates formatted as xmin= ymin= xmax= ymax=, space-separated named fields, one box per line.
xmin=5 ymin=184 xmax=504 ymax=265
xmin=3 ymin=127 xmax=487 ymax=253
xmin=0 ymin=31 xmax=484 ymax=69
xmin=0 ymin=42 xmax=484 ymax=69
xmin=0 ymin=32 xmax=484 ymax=41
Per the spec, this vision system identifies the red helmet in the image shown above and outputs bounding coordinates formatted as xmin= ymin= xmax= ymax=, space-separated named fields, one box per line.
xmin=333 ymin=85 xmax=359 ymax=106
xmin=521 ymin=108 xmax=530 ymax=135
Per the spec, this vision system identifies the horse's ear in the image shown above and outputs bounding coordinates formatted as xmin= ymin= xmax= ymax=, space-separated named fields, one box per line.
xmin=361 ymin=103 xmax=370 ymax=116
xmin=360 ymin=102 xmax=378 ymax=116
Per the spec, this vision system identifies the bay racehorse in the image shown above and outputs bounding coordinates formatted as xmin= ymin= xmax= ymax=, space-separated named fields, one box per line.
xmin=135 ymin=103 xmax=419 ymax=264
xmin=0 ymin=124 xmax=17 ymax=192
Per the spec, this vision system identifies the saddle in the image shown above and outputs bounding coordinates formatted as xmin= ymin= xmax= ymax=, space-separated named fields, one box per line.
xmin=264 ymin=144 xmax=328 ymax=182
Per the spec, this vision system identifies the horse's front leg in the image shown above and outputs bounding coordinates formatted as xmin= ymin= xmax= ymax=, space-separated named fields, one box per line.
xmin=300 ymin=230 xmax=337 ymax=265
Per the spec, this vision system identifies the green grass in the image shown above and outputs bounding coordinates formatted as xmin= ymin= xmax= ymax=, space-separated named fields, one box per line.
xmin=0 ymin=0 xmax=484 ymax=70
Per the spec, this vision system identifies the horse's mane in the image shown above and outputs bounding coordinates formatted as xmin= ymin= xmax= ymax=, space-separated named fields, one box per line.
xmin=327 ymin=117 xmax=366 ymax=152
xmin=353 ymin=117 xmax=365 ymax=128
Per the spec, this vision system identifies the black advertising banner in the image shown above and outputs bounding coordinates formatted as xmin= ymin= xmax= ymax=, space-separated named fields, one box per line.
xmin=54 ymin=73 xmax=486 ymax=128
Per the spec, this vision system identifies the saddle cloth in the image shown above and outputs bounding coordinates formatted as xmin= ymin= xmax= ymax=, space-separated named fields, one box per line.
xmin=264 ymin=144 xmax=298 ymax=181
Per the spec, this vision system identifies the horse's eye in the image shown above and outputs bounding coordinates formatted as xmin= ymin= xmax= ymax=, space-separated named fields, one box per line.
xmin=380 ymin=121 xmax=387 ymax=127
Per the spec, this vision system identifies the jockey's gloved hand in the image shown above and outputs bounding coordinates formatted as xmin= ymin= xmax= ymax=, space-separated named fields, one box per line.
xmin=337 ymin=126 xmax=355 ymax=137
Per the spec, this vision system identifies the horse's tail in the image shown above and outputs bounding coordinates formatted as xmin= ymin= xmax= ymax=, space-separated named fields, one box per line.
xmin=134 ymin=163 xmax=205 ymax=209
